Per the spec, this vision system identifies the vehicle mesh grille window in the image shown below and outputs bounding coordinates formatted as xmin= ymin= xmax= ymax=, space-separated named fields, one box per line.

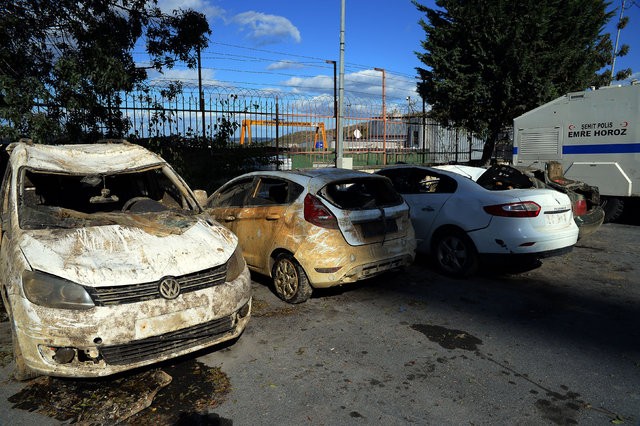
xmin=85 ymin=264 xmax=227 ymax=306
xmin=100 ymin=316 xmax=234 ymax=365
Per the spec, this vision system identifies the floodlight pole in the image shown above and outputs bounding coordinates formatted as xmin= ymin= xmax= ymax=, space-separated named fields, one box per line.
xmin=336 ymin=0 xmax=346 ymax=167
xmin=374 ymin=67 xmax=387 ymax=165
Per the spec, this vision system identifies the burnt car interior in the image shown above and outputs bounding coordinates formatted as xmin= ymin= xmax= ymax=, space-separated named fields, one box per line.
xmin=250 ymin=178 xmax=302 ymax=206
xmin=208 ymin=177 xmax=304 ymax=208
xmin=476 ymin=165 xmax=538 ymax=190
xmin=19 ymin=167 xmax=189 ymax=227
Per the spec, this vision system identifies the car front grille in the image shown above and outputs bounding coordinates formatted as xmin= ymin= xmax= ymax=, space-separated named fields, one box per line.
xmin=99 ymin=316 xmax=235 ymax=366
xmin=85 ymin=264 xmax=227 ymax=306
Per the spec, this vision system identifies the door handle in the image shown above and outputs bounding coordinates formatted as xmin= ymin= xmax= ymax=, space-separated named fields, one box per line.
xmin=224 ymin=215 xmax=236 ymax=222
xmin=266 ymin=213 xmax=281 ymax=221
xmin=421 ymin=206 xmax=434 ymax=212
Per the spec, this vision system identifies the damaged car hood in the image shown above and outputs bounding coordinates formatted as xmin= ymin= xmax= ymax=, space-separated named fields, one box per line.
xmin=20 ymin=212 xmax=237 ymax=287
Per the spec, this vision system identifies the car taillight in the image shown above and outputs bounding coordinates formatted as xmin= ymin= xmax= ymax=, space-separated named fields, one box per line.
xmin=483 ymin=201 xmax=541 ymax=217
xmin=304 ymin=193 xmax=339 ymax=229
xmin=573 ymin=198 xmax=587 ymax=216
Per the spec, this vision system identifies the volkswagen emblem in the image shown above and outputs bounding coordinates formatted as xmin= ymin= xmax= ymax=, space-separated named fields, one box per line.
xmin=159 ymin=277 xmax=181 ymax=299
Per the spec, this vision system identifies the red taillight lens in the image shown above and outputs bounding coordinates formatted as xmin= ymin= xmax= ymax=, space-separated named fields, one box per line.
xmin=483 ymin=201 xmax=541 ymax=217
xmin=573 ymin=198 xmax=587 ymax=216
xmin=304 ymin=193 xmax=339 ymax=229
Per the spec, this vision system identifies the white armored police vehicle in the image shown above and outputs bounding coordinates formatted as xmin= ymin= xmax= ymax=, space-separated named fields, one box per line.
xmin=513 ymin=83 xmax=639 ymax=222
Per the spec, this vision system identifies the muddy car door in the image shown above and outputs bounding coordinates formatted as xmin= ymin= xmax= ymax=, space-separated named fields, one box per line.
xmin=232 ymin=177 xmax=300 ymax=270
xmin=207 ymin=176 xmax=300 ymax=271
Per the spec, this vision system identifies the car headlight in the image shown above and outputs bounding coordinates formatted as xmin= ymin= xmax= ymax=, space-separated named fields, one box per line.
xmin=225 ymin=245 xmax=246 ymax=282
xmin=22 ymin=270 xmax=95 ymax=310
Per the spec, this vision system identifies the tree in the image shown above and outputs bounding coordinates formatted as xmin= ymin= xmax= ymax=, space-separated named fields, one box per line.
xmin=0 ymin=0 xmax=211 ymax=143
xmin=413 ymin=0 xmax=632 ymax=164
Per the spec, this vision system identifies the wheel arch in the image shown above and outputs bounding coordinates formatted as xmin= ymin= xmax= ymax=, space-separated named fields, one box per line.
xmin=269 ymin=248 xmax=295 ymax=277
xmin=430 ymin=224 xmax=475 ymax=253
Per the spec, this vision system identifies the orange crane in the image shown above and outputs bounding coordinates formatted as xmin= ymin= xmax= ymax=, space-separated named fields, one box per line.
xmin=240 ymin=119 xmax=327 ymax=149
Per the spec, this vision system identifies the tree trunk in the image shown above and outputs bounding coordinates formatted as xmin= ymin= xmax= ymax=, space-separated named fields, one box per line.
xmin=480 ymin=126 xmax=500 ymax=166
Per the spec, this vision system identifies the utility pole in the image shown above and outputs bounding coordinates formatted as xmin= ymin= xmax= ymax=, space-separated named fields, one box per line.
xmin=336 ymin=0 xmax=348 ymax=168
xmin=374 ymin=67 xmax=386 ymax=166
xmin=326 ymin=59 xmax=337 ymax=158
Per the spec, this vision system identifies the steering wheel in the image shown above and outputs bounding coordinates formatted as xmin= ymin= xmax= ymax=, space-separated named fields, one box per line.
xmin=121 ymin=196 xmax=154 ymax=212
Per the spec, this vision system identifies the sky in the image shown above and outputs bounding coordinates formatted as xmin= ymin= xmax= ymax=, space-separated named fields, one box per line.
xmin=142 ymin=0 xmax=640 ymax=105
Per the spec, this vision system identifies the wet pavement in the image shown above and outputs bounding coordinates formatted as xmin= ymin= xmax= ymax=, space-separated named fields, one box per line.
xmin=1 ymin=222 xmax=639 ymax=425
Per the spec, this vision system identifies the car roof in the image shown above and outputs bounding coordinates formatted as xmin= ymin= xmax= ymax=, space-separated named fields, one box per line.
xmin=433 ymin=164 xmax=487 ymax=181
xmin=378 ymin=164 xmax=473 ymax=180
xmin=231 ymin=167 xmax=385 ymax=186
xmin=7 ymin=141 xmax=165 ymax=174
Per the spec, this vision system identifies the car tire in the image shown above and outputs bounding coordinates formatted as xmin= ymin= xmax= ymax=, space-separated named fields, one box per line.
xmin=272 ymin=254 xmax=312 ymax=304
xmin=601 ymin=196 xmax=624 ymax=223
xmin=433 ymin=229 xmax=479 ymax=277
xmin=11 ymin=325 xmax=38 ymax=381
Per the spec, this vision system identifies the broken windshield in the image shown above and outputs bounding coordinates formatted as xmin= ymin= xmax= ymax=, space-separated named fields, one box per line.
xmin=18 ymin=166 xmax=198 ymax=230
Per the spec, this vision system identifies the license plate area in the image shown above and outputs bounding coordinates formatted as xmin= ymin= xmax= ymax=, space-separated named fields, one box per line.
xmin=544 ymin=210 xmax=570 ymax=225
xmin=359 ymin=218 xmax=398 ymax=238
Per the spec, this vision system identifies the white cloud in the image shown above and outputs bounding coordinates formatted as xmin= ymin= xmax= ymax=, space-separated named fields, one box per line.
xmin=231 ymin=11 xmax=301 ymax=45
xmin=267 ymin=61 xmax=305 ymax=71
xmin=282 ymin=69 xmax=419 ymax=102
xmin=282 ymin=75 xmax=334 ymax=92
xmin=149 ymin=68 xmax=218 ymax=86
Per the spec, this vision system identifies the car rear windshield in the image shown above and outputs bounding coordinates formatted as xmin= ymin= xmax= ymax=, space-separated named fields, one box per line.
xmin=320 ymin=177 xmax=403 ymax=210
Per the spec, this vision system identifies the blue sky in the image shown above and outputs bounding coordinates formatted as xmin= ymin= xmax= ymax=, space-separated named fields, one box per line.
xmin=145 ymin=0 xmax=640 ymax=104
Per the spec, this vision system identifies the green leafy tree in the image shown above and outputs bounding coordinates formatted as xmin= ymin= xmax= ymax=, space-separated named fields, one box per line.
xmin=0 ymin=0 xmax=210 ymax=143
xmin=413 ymin=0 xmax=632 ymax=164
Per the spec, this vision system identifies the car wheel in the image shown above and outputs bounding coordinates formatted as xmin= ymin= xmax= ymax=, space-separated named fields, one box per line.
xmin=11 ymin=324 xmax=38 ymax=381
xmin=433 ymin=230 xmax=478 ymax=277
xmin=272 ymin=254 xmax=312 ymax=304
xmin=601 ymin=196 xmax=624 ymax=223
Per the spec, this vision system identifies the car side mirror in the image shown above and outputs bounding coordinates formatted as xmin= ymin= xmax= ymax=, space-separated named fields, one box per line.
xmin=193 ymin=189 xmax=208 ymax=207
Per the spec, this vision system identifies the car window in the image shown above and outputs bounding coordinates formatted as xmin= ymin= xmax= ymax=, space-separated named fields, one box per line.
xmin=17 ymin=166 xmax=195 ymax=229
xmin=379 ymin=169 xmax=457 ymax=194
xmin=208 ymin=177 xmax=254 ymax=208
xmin=247 ymin=177 xmax=302 ymax=206
xmin=320 ymin=177 xmax=403 ymax=210
xmin=476 ymin=165 xmax=535 ymax=190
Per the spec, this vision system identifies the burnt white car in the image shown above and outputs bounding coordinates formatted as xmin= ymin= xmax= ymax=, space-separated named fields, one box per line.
xmin=205 ymin=168 xmax=416 ymax=303
xmin=377 ymin=165 xmax=579 ymax=276
xmin=0 ymin=141 xmax=251 ymax=379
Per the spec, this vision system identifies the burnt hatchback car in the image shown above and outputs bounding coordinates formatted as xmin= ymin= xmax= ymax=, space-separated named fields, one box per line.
xmin=0 ymin=141 xmax=251 ymax=379
xmin=205 ymin=168 xmax=416 ymax=303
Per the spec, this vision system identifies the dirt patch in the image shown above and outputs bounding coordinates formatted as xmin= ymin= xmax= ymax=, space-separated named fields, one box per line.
xmin=8 ymin=359 xmax=232 ymax=425
xmin=251 ymin=297 xmax=299 ymax=318
xmin=411 ymin=323 xmax=483 ymax=351
xmin=9 ymin=369 xmax=171 ymax=424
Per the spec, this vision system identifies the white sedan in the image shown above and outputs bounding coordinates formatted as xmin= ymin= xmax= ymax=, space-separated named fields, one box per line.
xmin=376 ymin=165 xmax=579 ymax=276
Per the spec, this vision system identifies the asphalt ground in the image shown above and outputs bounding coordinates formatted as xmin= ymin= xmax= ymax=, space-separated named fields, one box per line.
xmin=1 ymin=220 xmax=639 ymax=425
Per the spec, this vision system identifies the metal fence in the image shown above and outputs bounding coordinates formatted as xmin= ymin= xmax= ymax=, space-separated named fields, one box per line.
xmin=80 ymin=83 xmax=487 ymax=168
